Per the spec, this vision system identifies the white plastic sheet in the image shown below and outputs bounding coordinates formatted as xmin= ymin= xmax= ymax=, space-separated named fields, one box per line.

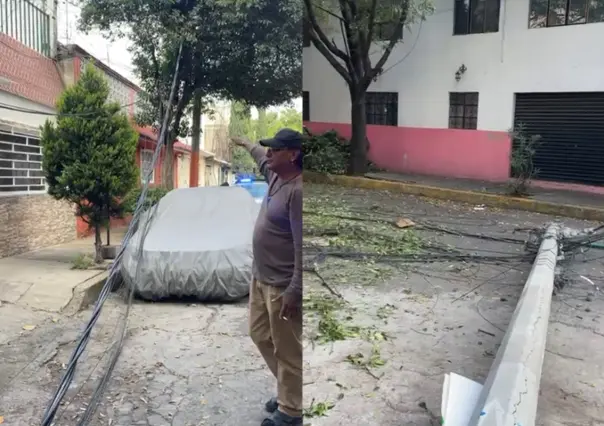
xmin=121 ymin=186 xmax=260 ymax=301
xmin=442 ymin=372 xmax=483 ymax=426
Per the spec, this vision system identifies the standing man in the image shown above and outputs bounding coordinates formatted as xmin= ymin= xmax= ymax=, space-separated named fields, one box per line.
xmin=232 ymin=128 xmax=303 ymax=426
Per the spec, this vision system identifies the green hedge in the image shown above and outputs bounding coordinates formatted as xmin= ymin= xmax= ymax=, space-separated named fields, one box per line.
xmin=302 ymin=128 xmax=350 ymax=175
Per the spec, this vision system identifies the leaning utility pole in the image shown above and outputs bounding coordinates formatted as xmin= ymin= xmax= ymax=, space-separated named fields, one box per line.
xmin=189 ymin=91 xmax=202 ymax=187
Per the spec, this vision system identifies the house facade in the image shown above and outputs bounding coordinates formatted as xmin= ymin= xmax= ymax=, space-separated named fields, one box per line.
xmin=303 ymin=0 xmax=604 ymax=191
xmin=179 ymin=99 xmax=233 ymax=187
xmin=56 ymin=44 xmax=196 ymax=237
xmin=201 ymin=100 xmax=233 ymax=186
xmin=0 ymin=0 xmax=196 ymax=254
xmin=0 ymin=0 xmax=76 ymax=257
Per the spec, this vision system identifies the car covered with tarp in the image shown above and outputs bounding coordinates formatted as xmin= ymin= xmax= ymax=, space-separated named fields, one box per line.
xmin=120 ymin=185 xmax=260 ymax=302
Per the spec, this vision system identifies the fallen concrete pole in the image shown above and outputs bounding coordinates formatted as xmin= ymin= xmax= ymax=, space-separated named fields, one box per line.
xmin=469 ymin=224 xmax=559 ymax=426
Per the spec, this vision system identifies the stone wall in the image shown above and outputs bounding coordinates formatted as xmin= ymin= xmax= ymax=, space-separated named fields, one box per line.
xmin=0 ymin=194 xmax=76 ymax=258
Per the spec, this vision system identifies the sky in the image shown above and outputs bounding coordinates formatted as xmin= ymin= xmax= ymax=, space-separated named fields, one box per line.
xmin=56 ymin=0 xmax=302 ymax=113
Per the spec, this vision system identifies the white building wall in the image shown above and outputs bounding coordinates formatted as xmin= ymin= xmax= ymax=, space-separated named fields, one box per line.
xmin=0 ymin=91 xmax=55 ymax=130
xmin=303 ymin=0 xmax=604 ymax=132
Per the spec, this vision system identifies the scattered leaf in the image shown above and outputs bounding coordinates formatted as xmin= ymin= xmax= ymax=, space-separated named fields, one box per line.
xmin=22 ymin=325 xmax=36 ymax=331
xmin=303 ymin=400 xmax=335 ymax=418
xmin=346 ymin=345 xmax=386 ymax=369
xmin=395 ymin=218 xmax=415 ymax=229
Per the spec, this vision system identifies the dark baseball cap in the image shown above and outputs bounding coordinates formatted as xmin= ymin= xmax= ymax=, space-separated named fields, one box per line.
xmin=259 ymin=128 xmax=303 ymax=150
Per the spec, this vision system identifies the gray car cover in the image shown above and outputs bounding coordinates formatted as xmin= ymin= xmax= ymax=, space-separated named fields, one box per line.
xmin=120 ymin=185 xmax=260 ymax=301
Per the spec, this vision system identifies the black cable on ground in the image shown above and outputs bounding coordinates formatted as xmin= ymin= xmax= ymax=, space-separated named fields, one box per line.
xmin=39 ymin=42 xmax=184 ymax=426
xmin=76 ymin=204 xmax=160 ymax=426
xmin=302 ymin=210 xmax=528 ymax=245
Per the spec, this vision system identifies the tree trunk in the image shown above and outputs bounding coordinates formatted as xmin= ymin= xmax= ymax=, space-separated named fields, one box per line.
xmin=189 ymin=91 xmax=202 ymax=187
xmin=162 ymin=139 xmax=175 ymax=190
xmin=94 ymin=224 xmax=103 ymax=264
xmin=162 ymin=95 xmax=190 ymax=190
xmin=106 ymin=204 xmax=111 ymax=246
xmin=348 ymin=92 xmax=368 ymax=175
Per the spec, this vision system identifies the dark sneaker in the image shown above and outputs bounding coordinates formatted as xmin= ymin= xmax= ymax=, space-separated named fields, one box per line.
xmin=261 ymin=410 xmax=303 ymax=426
xmin=265 ymin=397 xmax=278 ymax=413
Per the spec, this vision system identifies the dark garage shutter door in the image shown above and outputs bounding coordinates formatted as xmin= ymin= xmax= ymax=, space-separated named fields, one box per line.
xmin=514 ymin=92 xmax=604 ymax=186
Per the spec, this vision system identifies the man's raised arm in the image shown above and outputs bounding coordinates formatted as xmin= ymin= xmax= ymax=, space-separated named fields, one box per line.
xmin=231 ymin=137 xmax=273 ymax=181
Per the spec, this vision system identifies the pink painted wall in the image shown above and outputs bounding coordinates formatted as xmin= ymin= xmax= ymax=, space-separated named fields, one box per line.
xmin=304 ymin=121 xmax=512 ymax=182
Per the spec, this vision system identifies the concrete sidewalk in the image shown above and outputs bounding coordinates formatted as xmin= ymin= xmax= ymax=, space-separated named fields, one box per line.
xmin=304 ymin=171 xmax=604 ymax=221
xmin=0 ymin=229 xmax=125 ymax=313
xmin=368 ymin=172 xmax=603 ymax=209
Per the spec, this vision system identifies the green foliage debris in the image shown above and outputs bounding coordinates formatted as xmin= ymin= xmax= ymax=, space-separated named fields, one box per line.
xmin=71 ymin=254 xmax=95 ymax=270
xmin=346 ymin=344 xmax=386 ymax=369
xmin=304 ymin=399 xmax=335 ymax=418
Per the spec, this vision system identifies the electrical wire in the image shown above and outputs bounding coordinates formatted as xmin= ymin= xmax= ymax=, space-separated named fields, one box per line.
xmin=303 ymin=210 xmax=527 ymax=245
xmin=378 ymin=19 xmax=423 ymax=77
xmin=76 ymin=204 xmax=159 ymax=425
xmin=39 ymin=41 xmax=184 ymax=426
xmin=303 ymin=207 xmax=604 ymax=292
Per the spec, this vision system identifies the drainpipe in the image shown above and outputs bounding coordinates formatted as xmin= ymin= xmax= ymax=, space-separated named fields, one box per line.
xmin=469 ymin=224 xmax=559 ymax=426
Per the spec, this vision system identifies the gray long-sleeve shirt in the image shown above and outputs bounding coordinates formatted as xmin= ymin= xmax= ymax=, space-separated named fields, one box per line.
xmin=249 ymin=145 xmax=302 ymax=298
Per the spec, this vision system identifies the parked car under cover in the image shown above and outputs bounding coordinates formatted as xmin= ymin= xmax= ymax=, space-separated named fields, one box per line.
xmin=120 ymin=185 xmax=260 ymax=302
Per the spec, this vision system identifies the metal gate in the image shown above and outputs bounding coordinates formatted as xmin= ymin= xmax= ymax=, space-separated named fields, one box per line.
xmin=514 ymin=92 xmax=604 ymax=186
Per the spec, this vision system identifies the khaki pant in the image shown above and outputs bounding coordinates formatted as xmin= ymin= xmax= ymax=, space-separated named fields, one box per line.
xmin=249 ymin=279 xmax=303 ymax=417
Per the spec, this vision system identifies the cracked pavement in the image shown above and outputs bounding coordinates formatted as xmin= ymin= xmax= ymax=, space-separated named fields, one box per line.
xmin=1 ymin=184 xmax=603 ymax=426
xmin=1 ymin=299 xmax=275 ymax=426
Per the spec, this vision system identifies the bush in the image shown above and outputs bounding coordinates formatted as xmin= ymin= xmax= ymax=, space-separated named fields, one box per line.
xmin=302 ymin=128 xmax=350 ymax=174
xmin=122 ymin=187 xmax=170 ymax=214
xmin=509 ymin=124 xmax=542 ymax=196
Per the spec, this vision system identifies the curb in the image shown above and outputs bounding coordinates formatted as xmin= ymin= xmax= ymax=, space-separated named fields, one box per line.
xmin=303 ymin=171 xmax=604 ymax=222
xmin=62 ymin=271 xmax=108 ymax=315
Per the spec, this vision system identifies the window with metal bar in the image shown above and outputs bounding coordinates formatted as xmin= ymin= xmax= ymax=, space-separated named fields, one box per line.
xmin=0 ymin=131 xmax=46 ymax=194
xmin=454 ymin=0 xmax=501 ymax=35
xmin=366 ymin=92 xmax=398 ymax=126
xmin=0 ymin=0 xmax=52 ymax=56
xmin=529 ymin=0 xmax=604 ymax=28
xmin=448 ymin=92 xmax=479 ymax=130
xmin=303 ymin=91 xmax=310 ymax=121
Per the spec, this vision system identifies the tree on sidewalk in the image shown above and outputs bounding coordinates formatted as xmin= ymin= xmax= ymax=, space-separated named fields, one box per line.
xmin=304 ymin=0 xmax=432 ymax=175
xmin=41 ymin=64 xmax=138 ymax=263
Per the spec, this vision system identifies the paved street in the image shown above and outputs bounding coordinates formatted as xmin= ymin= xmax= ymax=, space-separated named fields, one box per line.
xmin=1 ymin=184 xmax=603 ymax=426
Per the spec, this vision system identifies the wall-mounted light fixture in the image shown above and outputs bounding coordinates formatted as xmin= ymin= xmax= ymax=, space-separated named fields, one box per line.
xmin=455 ymin=64 xmax=467 ymax=82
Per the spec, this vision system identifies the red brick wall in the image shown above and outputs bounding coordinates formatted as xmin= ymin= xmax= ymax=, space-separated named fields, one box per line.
xmin=0 ymin=33 xmax=64 ymax=108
